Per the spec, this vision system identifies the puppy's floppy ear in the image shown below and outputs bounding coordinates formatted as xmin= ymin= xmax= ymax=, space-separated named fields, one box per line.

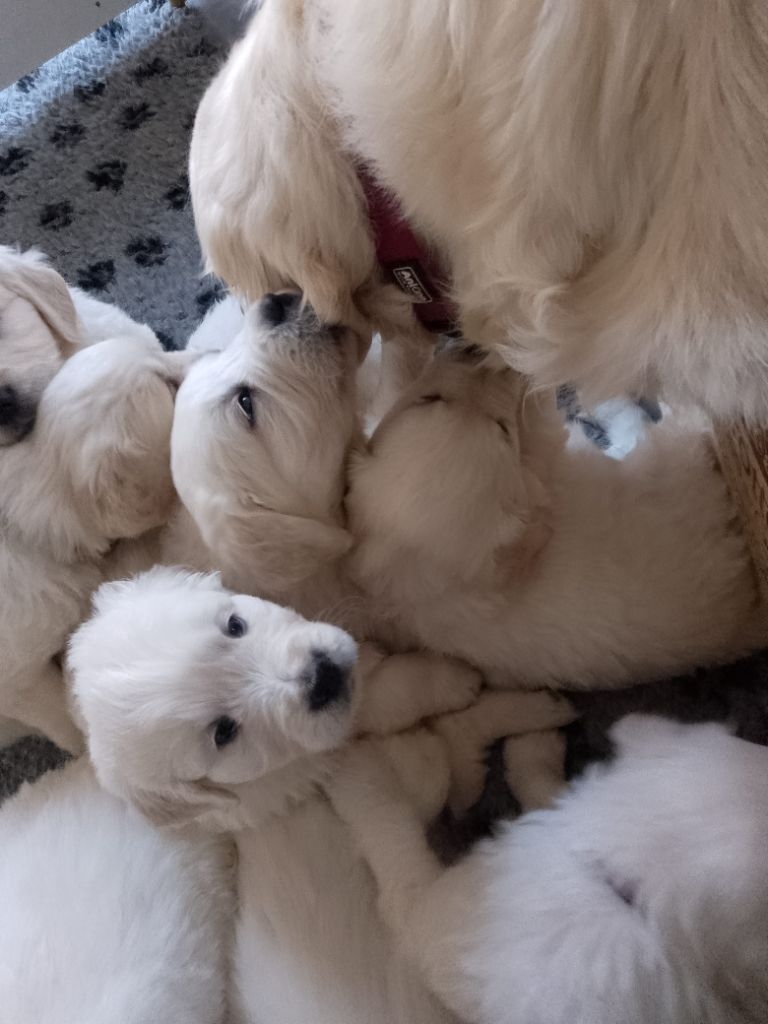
xmin=131 ymin=779 xmax=239 ymax=830
xmin=216 ymin=504 xmax=353 ymax=593
xmin=1 ymin=248 xmax=81 ymax=356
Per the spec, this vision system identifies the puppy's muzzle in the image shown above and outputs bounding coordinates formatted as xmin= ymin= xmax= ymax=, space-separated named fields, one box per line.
xmin=305 ymin=651 xmax=352 ymax=712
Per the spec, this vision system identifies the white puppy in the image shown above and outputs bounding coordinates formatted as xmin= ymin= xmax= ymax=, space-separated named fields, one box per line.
xmin=0 ymin=757 xmax=233 ymax=1024
xmin=347 ymin=346 xmax=762 ymax=689
xmin=191 ymin=0 xmax=768 ymax=421
xmin=0 ymin=246 xmax=82 ymax=446
xmin=168 ymin=292 xmax=378 ymax=631
xmin=329 ymin=715 xmax=768 ymax=1024
xmin=68 ymin=567 xmax=569 ymax=1024
xmin=0 ymin=334 xmax=182 ymax=750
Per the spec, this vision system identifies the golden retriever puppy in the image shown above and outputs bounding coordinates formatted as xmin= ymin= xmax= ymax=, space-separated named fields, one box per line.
xmin=0 ymin=246 xmax=81 ymax=445
xmin=68 ymin=567 xmax=569 ymax=1023
xmin=0 ymin=335 xmax=182 ymax=750
xmin=346 ymin=345 xmax=763 ymax=690
xmin=191 ymin=0 xmax=768 ymax=421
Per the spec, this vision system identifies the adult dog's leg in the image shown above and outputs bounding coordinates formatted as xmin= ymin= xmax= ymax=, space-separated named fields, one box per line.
xmin=5 ymin=662 xmax=84 ymax=753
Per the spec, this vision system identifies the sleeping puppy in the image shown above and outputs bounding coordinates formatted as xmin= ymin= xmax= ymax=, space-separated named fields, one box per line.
xmin=346 ymin=345 xmax=763 ymax=689
xmin=0 ymin=246 xmax=81 ymax=445
xmin=192 ymin=0 xmax=768 ymax=422
xmin=67 ymin=567 xmax=570 ymax=1024
xmin=0 ymin=334 xmax=183 ymax=750
xmin=0 ymin=757 xmax=233 ymax=1024
xmin=329 ymin=715 xmax=768 ymax=1024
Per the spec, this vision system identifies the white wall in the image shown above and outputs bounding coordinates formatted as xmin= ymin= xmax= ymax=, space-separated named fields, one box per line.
xmin=0 ymin=0 xmax=128 ymax=89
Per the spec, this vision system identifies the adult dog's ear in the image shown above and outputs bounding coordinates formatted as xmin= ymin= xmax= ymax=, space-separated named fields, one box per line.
xmin=213 ymin=503 xmax=353 ymax=594
xmin=131 ymin=779 xmax=240 ymax=830
xmin=0 ymin=247 xmax=81 ymax=356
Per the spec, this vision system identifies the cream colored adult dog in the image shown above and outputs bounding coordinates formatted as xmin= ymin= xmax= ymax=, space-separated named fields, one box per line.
xmin=0 ymin=334 xmax=181 ymax=750
xmin=329 ymin=715 xmax=768 ymax=1024
xmin=0 ymin=758 xmax=233 ymax=1024
xmin=346 ymin=345 xmax=762 ymax=689
xmin=191 ymin=0 xmax=768 ymax=421
xmin=68 ymin=567 xmax=571 ymax=1023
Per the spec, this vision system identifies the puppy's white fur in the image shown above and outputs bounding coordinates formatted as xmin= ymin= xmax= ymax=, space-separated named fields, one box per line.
xmin=69 ymin=567 xmax=565 ymax=1023
xmin=0 ymin=758 xmax=233 ymax=1024
xmin=330 ymin=716 xmax=768 ymax=1024
xmin=192 ymin=0 xmax=768 ymax=421
xmin=347 ymin=350 xmax=762 ymax=688
xmin=0 ymin=334 xmax=181 ymax=749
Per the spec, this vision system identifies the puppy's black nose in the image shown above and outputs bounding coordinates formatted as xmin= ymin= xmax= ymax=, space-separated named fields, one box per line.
xmin=0 ymin=383 xmax=36 ymax=435
xmin=0 ymin=385 xmax=20 ymax=426
xmin=306 ymin=651 xmax=351 ymax=713
xmin=260 ymin=291 xmax=301 ymax=327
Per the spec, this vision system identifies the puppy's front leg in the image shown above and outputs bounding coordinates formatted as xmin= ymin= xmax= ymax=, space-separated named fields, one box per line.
xmin=503 ymin=730 xmax=567 ymax=811
xmin=329 ymin=739 xmax=443 ymax=925
xmin=432 ymin=690 xmax=575 ymax=812
xmin=354 ymin=642 xmax=481 ymax=736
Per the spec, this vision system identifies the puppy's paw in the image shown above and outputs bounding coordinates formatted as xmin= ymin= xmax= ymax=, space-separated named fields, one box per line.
xmin=503 ymin=729 xmax=566 ymax=811
xmin=379 ymin=731 xmax=451 ymax=824
xmin=422 ymin=658 xmax=483 ymax=718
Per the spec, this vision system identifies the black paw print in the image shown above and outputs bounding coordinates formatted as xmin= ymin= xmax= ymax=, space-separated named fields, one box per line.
xmin=0 ymin=146 xmax=30 ymax=177
xmin=165 ymin=173 xmax=189 ymax=210
xmin=0 ymin=191 xmax=7 ymax=218
xmin=76 ymin=259 xmax=115 ymax=292
xmin=196 ymin=279 xmax=227 ymax=316
xmin=16 ymin=69 xmax=40 ymax=93
xmin=187 ymin=37 xmax=218 ymax=59
xmin=86 ymin=159 xmax=127 ymax=193
xmin=95 ymin=19 xmax=126 ymax=47
xmin=39 ymin=201 xmax=74 ymax=231
xmin=75 ymin=80 xmax=106 ymax=104
xmin=119 ymin=102 xmax=156 ymax=131
xmin=49 ymin=122 xmax=85 ymax=149
xmin=133 ymin=57 xmax=169 ymax=82
xmin=126 ymin=235 xmax=167 ymax=267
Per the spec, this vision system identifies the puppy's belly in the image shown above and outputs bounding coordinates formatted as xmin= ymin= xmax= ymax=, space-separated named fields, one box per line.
xmin=233 ymin=799 xmax=456 ymax=1024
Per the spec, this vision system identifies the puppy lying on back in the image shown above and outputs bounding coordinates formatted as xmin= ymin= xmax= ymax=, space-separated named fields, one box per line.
xmin=330 ymin=715 xmax=768 ymax=1024
xmin=346 ymin=345 xmax=762 ymax=689
xmin=0 ymin=335 xmax=183 ymax=750
xmin=67 ymin=567 xmax=573 ymax=1023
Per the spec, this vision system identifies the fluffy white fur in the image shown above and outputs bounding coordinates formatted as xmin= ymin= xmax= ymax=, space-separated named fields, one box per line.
xmin=0 ymin=332 xmax=184 ymax=749
xmin=191 ymin=0 xmax=768 ymax=421
xmin=329 ymin=715 xmax=768 ymax=1024
xmin=0 ymin=757 xmax=233 ymax=1024
xmin=68 ymin=567 xmax=570 ymax=1022
xmin=347 ymin=347 xmax=763 ymax=689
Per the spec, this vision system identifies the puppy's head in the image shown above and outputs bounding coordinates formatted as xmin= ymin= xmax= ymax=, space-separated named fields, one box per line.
xmin=6 ymin=335 xmax=181 ymax=556
xmin=68 ymin=567 xmax=358 ymax=827
xmin=172 ymin=293 xmax=364 ymax=591
xmin=347 ymin=346 xmax=565 ymax=599
xmin=0 ymin=247 xmax=81 ymax=445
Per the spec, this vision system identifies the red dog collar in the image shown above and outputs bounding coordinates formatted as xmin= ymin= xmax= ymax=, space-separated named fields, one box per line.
xmin=357 ymin=164 xmax=460 ymax=335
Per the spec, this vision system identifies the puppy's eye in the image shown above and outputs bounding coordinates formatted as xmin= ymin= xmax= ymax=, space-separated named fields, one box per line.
xmin=236 ymin=386 xmax=255 ymax=425
xmin=419 ymin=394 xmax=443 ymax=404
xmin=225 ymin=614 xmax=247 ymax=638
xmin=496 ymin=419 xmax=511 ymax=439
xmin=212 ymin=716 xmax=239 ymax=749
